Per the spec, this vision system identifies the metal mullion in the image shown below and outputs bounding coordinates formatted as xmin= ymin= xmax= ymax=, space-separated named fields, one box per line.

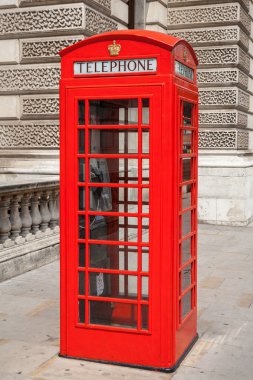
xmin=178 ymin=257 xmax=195 ymax=272
xmin=137 ymin=97 xmax=142 ymax=331
xmin=123 ymin=119 xmax=129 ymax=297
xmin=85 ymin=211 xmax=150 ymax=218
xmin=87 ymin=124 xmax=138 ymax=129
xmin=179 ymin=205 xmax=195 ymax=215
xmin=180 ymin=231 xmax=196 ymax=242
xmin=86 ymin=154 xmax=149 ymax=159
xmin=178 ymin=283 xmax=195 ymax=301
xmin=86 ymin=182 xmax=139 ymax=188
xmin=88 ymin=268 xmax=138 ymax=275
xmin=87 ymin=296 xmax=139 ymax=304
xmin=87 ymin=239 xmax=150 ymax=247
xmin=180 ymin=153 xmax=196 ymax=158
xmin=179 ymin=179 xmax=196 ymax=187
xmin=85 ymin=99 xmax=89 ymax=324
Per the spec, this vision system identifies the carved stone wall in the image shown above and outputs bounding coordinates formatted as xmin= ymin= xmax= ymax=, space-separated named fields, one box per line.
xmin=0 ymin=1 xmax=125 ymax=156
xmin=168 ymin=0 xmax=252 ymax=151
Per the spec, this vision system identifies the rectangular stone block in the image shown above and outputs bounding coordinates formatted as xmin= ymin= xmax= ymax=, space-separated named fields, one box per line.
xmin=146 ymin=1 xmax=167 ymax=28
xmin=21 ymin=95 xmax=59 ymax=118
xmin=199 ymin=110 xmax=247 ymax=128
xmin=0 ymin=40 xmax=19 ymax=64
xmin=169 ymin=26 xmax=249 ymax=50
xmin=0 ymin=96 xmax=19 ymax=119
xmin=198 ymin=69 xmax=248 ymax=89
xmin=111 ymin=0 xmax=128 ymax=24
xmin=199 ymin=129 xmax=249 ymax=150
xmin=20 ymin=36 xmax=84 ymax=63
xmin=0 ymin=0 xmax=18 ymax=8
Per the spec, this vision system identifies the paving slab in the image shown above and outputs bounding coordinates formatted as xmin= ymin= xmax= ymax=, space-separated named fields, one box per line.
xmin=0 ymin=224 xmax=253 ymax=379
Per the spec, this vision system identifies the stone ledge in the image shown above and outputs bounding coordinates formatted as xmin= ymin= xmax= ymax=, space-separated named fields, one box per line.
xmin=0 ymin=235 xmax=59 ymax=282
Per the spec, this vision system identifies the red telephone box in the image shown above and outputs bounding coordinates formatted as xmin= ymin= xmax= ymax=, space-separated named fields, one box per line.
xmin=59 ymin=30 xmax=198 ymax=372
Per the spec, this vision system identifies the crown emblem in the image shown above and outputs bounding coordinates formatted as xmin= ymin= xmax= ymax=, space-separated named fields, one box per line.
xmin=108 ymin=40 xmax=121 ymax=56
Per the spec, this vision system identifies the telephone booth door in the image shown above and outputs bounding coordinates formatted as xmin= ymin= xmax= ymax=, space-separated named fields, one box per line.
xmin=61 ymin=85 xmax=165 ymax=366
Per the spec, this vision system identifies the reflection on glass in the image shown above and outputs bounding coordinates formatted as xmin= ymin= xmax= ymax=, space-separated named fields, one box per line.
xmin=141 ymin=304 xmax=149 ymax=330
xmin=89 ymin=129 xmax=138 ymax=154
xmin=89 ymin=244 xmax=138 ymax=271
xmin=142 ymin=129 xmax=150 ymax=154
xmin=78 ymin=299 xmax=85 ymax=323
xmin=79 ymin=215 xmax=85 ymax=239
xmin=79 ymin=244 xmax=85 ymax=267
xmin=182 ymin=211 xmax=191 ymax=236
xmin=181 ymin=238 xmax=191 ymax=266
xmin=89 ymin=273 xmax=137 ymax=299
xmin=142 ymin=99 xmax=150 ymax=125
xmin=89 ymin=186 xmax=138 ymax=213
xmin=89 ymin=158 xmax=138 ymax=184
xmin=142 ymin=218 xmax=149 ymax=243
xmin=78 ymin=271 xmax=85 ymax=295
xmin=79 ymin=187 xmax=85 ymax=211
xmin=79 ymin=158 xmax=85 ymax=182
xmin=182 ymin=158 xmax=191 ymax=182
xmin=78 ymin=129 xmax=85 ymax=153
xmin=89 ymin=215 xmax=138 ymax=242
xmin=182 ymin=130 xmax=192 ymax=153
xmin=181 ymin=184 xmax=191 ymax=210
xmin=182 ymin=291 xmax=192 ymax=320
xmin=142 ymin=159 xmax=149 ymax=183
xmin=89 ymin=99 xmax=138 ymax=125
xmin=181 ymin=264 xmax=191 ymax=292
xmin=142 ymin=188 xmax=149 ymax=213
xmin=142 ymin=248 xmax=149 ymax=272
xmin=90 ymin=301 xmax=137 ymax=328
xmin=183 ymin=102 xmax=193 ymax=126
xmin=141 ymin=276 xmax=149 ymax=300
xmin=78 ymin=100 xmax=85 ymax=125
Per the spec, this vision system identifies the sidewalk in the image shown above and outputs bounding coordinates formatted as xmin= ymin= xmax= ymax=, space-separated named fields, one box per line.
xmin=0 ymin=224 xmax=253 ymax=380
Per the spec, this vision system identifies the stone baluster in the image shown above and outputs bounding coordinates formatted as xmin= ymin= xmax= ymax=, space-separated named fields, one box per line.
xmin=56 ymin=191 xmax=60 ymax=226
xmin=40 ymin=191 xmax=51 ymax=232
xmin=0 ymin=196 xmax=14 ymax=247
xmin=10 ymin=195 xmax=24 ymax=244
xmin=30 ymin=192 xmax=42 ymax=237
xmin=20 ymin=193 xmax=34 ymax=241
xmin=49 ymin=190 xmax=58 ymax=230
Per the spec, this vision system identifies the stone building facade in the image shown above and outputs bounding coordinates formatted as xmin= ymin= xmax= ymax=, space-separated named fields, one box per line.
xmin=0 ymin=0 xmax=252 ymax=226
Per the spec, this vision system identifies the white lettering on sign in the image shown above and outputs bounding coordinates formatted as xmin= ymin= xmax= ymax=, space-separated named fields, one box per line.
xmin=74 ymin=58 xmax=157 ymax=75
xmin=175 ymin=61 xmax=194 ymax=81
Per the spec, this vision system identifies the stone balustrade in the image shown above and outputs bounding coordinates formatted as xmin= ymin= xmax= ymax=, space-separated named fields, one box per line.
xmin=0 ymin=179 xmax=59 ymax=250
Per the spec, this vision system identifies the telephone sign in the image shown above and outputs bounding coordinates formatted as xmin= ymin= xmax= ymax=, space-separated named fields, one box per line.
xmin=60 ymin=30 xmax=198 ymax=372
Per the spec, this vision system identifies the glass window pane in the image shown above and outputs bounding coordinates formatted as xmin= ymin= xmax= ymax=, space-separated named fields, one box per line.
xmin=79 ymin=215 xmax=86 ymax=239
xmin=89 ymin=273 xmax=137 ymax=299
xmin=78 ymin=299 xmax=85 ymax=323
xmin=89 ymin=244 xmax=138 ymax=271
xmin=141 ymin=276 xmax=149 ymax=300
xmin=181 ymin=184 xmax=191 ymax=210
xmin=89 ymin=186 xmax=138 ymax=213
xmin=142 ymin=99 xmax=150 ymax=125
xmin=182 ymin=211 xmax=191 ymax=236
xmin=182 ymin=158 xmax=191 ymax=182
xmin=78 ymin=100 xmax=85 ymax=125
xmin=90 ymin=301 xmax=137 ymax=328
xmin=89 ymin=99 xmax=138 ymax=125
xmin=181 ymin=264 xmax=191 ymax=292
xmin=182 ymin=291 xmax=192 ymax=320
xmin=142 ymin=129 xmax=149 ymax=154
xmin=181 ymin=238 xmax=191 ymax=266
xmin=79 ymin=158 xmax=85 ymax=182
xmin=79 ymin=187 xmax=85 ymax=211
xmin=78 ymin=271 xmax=85 ymax=295
xmin=142 ymin=218 xmax=149 ymax=243
xmin=89 ymin=215 xmax=138 ymax=242
xmin=141 ymin=304 xmax=149 ymax=330
xmin=183 ymin=102 xmax=193 ymax=126
xmin=142 ymin=159 xmax=149 ymax=183
xmin=89 ymin=158 xmax=138 ymax=184
xmin=182 ymin=129 xmax=192 ymax=153
xmin=142 ymin=188 xmax=149 ymax=213
xmin=78 ymin=129 xmax=85 ymax=153
xmin=79 ymin=244 xmax=86 ymax=267
xmin=89 ymin=129 xmax=138 ymax=154
xmin=142 ymin=247 xmax=149 ymax=272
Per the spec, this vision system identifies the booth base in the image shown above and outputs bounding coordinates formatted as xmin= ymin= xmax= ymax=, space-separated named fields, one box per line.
xmin=59 ymin=334 xmax=198 ymax=373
